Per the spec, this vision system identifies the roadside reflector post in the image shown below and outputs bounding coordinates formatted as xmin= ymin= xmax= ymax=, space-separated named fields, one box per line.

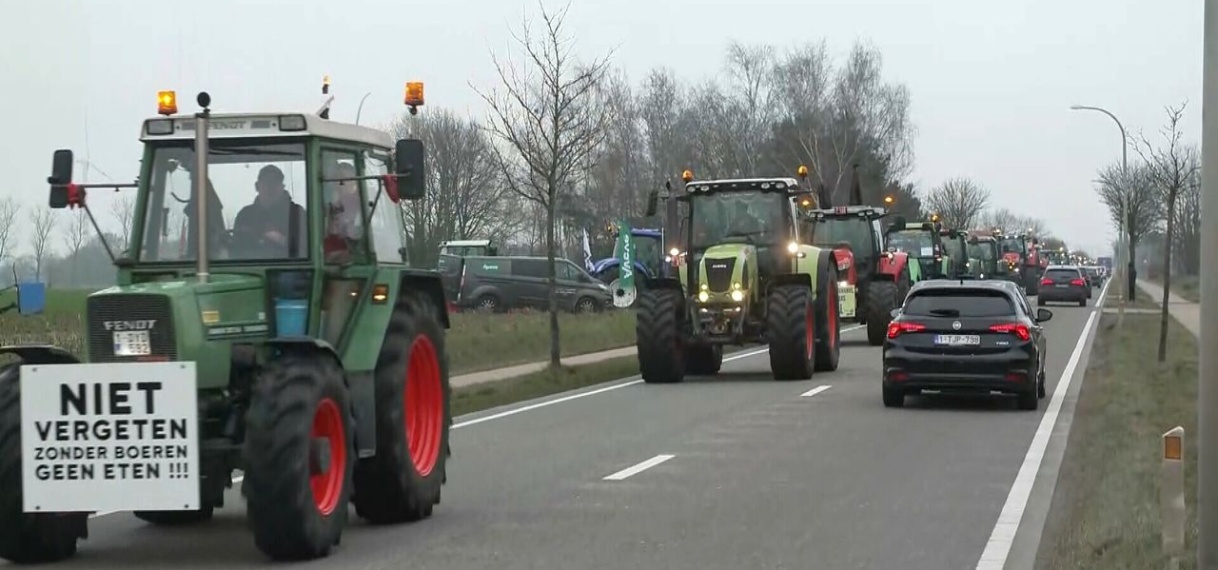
xmin=1163 ymin=426 xmax=1186 ymax=569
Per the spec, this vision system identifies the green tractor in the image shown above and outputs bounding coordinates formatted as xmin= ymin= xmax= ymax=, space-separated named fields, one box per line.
xmin=634 ymin=169 xmax=843 ymax=382
xmin=966 ymin=232 xmax=1002 ymax=279
xmin=883 ymin=216 xmax=952 ymax=279
xmin=0 ymin=88 xmax=452 ymax=563
xmin=939 ymin=228 xmax=981 ymax=278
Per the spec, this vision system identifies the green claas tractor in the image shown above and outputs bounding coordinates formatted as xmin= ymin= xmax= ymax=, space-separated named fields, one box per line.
xmin=0 ymin=88 xmax=452 ymax=563
xmin=966 ymin=233 xmax=1001 ymax=279
xmin=635 ymin=169 xmax=843 ymax=382
xmin=883 ymin=215 xmax=952 ymax=279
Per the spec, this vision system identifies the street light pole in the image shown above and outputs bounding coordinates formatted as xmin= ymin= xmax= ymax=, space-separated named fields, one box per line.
xmin=355 ymin=92 xmax=372 ymax=125
xmin=1197 ymin=2 xmax=1218 ymax=566
xmin=1071 ymin=104 xmax=1130 ymax=321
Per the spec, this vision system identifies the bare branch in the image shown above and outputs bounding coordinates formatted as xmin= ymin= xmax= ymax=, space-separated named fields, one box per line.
xmin=0 ymin=198 xmax=20 ymax=263
xmin=922 ymin=177 xmax=991 ymax=228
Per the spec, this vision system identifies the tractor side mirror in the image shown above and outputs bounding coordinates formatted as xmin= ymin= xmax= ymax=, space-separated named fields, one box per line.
xmin=48 ymin=149 xmax=75 ymax=209
xmin=393 ymin=139 xmax=426 ymax=200
xmin=645 ymin=189 xmax=659 ymax=217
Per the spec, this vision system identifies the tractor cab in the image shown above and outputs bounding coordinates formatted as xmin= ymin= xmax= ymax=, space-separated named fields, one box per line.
xmin=884 ymin=215 xmax=948 ymax=279
xmin=966 ymin=232 xmax=1001 ymax=279
xmin=938 ymin=228 xmax=974 ymax=278
xmin=20 ymin=82 xmax=455 ymax=563
xmin=802 ymin=205 xmax=886 ymax=283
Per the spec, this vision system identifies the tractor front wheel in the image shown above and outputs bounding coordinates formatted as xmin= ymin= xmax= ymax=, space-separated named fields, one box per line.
xmin=813 ymin=256 xmax=841 ymax=372
xmin=767 ymin=283 xmax=816 ymax=380
xmin=636 ymin=288 xmax=686 ymax=383
xmin=686 ymin=343 xmax=722 ymax=375
xmin=244 ymin=352 xmax=354 ymax=561
xmin=0 ymin=364 xmax=86 ymax=564
xmin=354 ymin=293 xmax=451 ymax=524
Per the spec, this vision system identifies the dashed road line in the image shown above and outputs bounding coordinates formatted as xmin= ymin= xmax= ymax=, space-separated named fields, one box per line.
xmin=603 ymin=454 xmax=676 ymax=481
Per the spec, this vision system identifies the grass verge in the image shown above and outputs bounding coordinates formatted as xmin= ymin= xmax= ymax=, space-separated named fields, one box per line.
xmin=451 ymin=354 xmax=640 ymax=417
xmin=1150 ymin=276 xmax=1200 ymax=303
xmin=1035 ymin=312 xmax=1199 ymax=569
xmin=0 ymin=288 xmax=637 ymax=375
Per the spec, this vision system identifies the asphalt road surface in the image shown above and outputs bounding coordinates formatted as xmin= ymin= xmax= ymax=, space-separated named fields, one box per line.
xmin=13 ymin=291 xmax=1105 ymax=570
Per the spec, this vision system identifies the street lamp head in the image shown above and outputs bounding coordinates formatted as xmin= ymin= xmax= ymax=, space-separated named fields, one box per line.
xmin=1069 ymin=105 xmax=1084 ymax=110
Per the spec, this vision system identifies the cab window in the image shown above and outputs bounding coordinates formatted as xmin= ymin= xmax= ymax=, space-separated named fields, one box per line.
xmin=321 ymin=149 xmax=366 ymax=264
xmin=363 ymin=154 xmax=405 ymax=263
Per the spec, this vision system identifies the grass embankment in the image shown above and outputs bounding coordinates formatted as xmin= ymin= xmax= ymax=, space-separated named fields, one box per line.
xmin=1036 ymin=312 xmax=1199 ymax=569
xmin=1151 ymin=275 xmax=1200 ymax=303
xmin=0 ymin=288 xmax=638 ymax=375
xmin=450 ymin=355 xmax=639 ymax=417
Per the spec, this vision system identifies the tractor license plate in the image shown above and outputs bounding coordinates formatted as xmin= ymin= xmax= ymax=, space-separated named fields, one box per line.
xmin=113 ymin=331 xmax=152 ymax=356
xmin=934 ymin=334 xmax=980 ymax=346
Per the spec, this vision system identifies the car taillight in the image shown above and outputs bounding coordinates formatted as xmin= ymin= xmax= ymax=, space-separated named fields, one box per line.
xmin=1040 ymin=278 xmax=1053 ymax=286
xmin=887 ymin=321 xmax=926 ymax=339
xmin=1070 ymin=278 xmax=1086 ymax=286
xmin=989 ymin=323 xmax=1030 ymax=341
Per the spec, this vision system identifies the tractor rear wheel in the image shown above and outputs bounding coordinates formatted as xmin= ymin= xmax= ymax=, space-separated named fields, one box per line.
xmin=636 ymin=288 xmax=686 ymax=383
xmin=244 ymin=352 xmax=353 ymax=561
xmin=0 ymin=363 xmax=86 ymax=564
xmin=767 ymin=283 xmax=816 ymax=380
xmin=813 ymin=255 xmax=841 ymax=372
xmin=686 ymin=343 xmax=722 ymax=375
xmin=354 ymin=293 xmax=451 ymax=524
xmin=866 ymin=279 xmax=899 ymax=346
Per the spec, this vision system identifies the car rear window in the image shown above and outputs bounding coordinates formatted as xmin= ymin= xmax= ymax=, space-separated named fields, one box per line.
xmin=1046 ymin=268 xmax=1080 ymax=279
xmin=903 ymin=290 xmax=1016 ymax=317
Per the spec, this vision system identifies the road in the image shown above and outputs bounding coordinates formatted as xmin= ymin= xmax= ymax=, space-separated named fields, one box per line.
xmin=14 ymin=288 xmax=1106 ymax=570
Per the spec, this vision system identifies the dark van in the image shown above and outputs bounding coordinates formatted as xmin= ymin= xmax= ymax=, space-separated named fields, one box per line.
xmin=442 ymin=255 xmax=612 ymax=313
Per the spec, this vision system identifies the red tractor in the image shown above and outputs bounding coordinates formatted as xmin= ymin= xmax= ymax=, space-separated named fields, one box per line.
xmin=996 ymin=231 xmax=1046 ymax=295
xmin=801 ymin=204 xmax=915 ymax=345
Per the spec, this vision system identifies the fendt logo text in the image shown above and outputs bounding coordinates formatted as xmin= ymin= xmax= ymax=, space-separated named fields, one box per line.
xmin=103 ymin=320 xmax=156 ymax=331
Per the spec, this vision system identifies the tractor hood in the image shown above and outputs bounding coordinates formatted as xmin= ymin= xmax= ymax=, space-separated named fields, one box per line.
xmin=684 ymin=243 xmax=757 ymax=294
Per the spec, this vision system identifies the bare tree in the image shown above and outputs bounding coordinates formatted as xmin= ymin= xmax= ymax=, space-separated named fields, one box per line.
xmin=922 ymin=177 xmax=991 ymax=229
xmin=473 ymin=1 xmax=614 ymax=367
xmin=1135 ymin=102 xmax=1200 ymax=362
xmin=1095 ymin=160 xmax=1161 ymax=281
xmin=29 ymin=209 xmax=55 ymax=282
xmin=0 ymin=198 xmax=20 ymax=265
xmin=62 ymin=210 xmax=89 ymax=285
xmin=110 ymin=194 xmax=136 ymax=252
xmin=1173 ymin=166 xmax=1201 ymax=274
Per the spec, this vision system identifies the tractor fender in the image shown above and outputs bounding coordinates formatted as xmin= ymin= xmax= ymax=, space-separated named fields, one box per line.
xmin=261 ymin=337 xmax=343 ymax=367
xmin=876 ymin=251 xmax=909 ymax=281
xmin=0 ymin=344 xmax=81 ymax=365
xmin=770 ymin=272 xmax=812 ymax=290
xmin=830 ymin=243 xmax=858 ymax=285
xmin=643 ymin=276 xmax=683 ymax=292
xmin=400 ymin=271 xmax=451 ymax=329
xmin=591 ymin=259 xmax=651 ymax=281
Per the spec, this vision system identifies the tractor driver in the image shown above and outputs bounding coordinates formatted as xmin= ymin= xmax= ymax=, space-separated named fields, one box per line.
xmin=231 ymin=165 xmax=308 ymax=259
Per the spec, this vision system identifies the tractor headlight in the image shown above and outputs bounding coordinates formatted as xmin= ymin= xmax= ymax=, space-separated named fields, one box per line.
xmin=787 ymin=241 xmax=799 ymax=254
xmin=698 ymin=291 xmax=710 ymax=302
xmin=730 ymin=289 xmax=744 ymax=302
xmin=839 ymin=280 xmax=848 ymax=288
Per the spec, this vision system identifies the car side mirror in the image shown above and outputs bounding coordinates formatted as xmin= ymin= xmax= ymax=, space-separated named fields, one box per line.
xmin=889 ymin=308 xmax=902 ymax=319
xmin=393 ymin=139 xmax=426 ymax=200
xmin=48 ymin=149 xmax=76 ymax=209
xmin=1036 ymin=308 xmax=1053 ymax=322
xmin=645 ymin=189 xmax=659 ymax=217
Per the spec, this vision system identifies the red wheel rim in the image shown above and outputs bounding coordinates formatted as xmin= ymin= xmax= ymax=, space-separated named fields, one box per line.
xmin=827 ymin=281 xmax=838 ymax=349
xmin=310 ymin=398 xmax=347 ymax=516
xmin=405 ymin=334 xmax=443 ymax=477
xmin=804 ymin=295 xmax=814 ymax=358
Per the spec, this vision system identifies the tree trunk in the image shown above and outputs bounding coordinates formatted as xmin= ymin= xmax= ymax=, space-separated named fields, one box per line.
xmin=1157 ymin=195 xmax=1177 ymax=363
xmin=545 ymin=191 xmax=561 ymax=368
xmin=1127 ymin=220 xmax=1138 ymax=301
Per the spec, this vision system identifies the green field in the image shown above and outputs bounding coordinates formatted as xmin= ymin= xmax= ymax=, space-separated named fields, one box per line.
xmin=0 ymin=288 xmax=636 ymax=376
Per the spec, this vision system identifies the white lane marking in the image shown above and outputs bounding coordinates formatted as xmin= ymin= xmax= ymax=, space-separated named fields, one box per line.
xmin=87 ymin=326 xmax=865 ymax=519
xmin=603 ymin=454 xmax=676 ymax=481
xmin=800 ymin=385 xmax=833 ymax=398
xmin=974 ymin=281 xmax=1109 ymax=569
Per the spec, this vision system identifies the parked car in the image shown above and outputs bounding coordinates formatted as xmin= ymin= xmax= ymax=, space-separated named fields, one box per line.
xmin=441 ymin=255 xmax=612 ymax=313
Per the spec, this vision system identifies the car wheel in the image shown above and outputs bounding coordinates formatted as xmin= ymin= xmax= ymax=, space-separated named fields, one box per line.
xmin=1078 ymin=297 xmax=1086 ymax=307
xmin=882 ymin=385 xmax=905 ymax=408
xmin=476 ymin=294 xmax=500 ymax=313
xmin=574 ymin=297 xmax=599 ymax=314
xmin=1016 ymin=388 xmax=1038 ymax=410
xmin=1038 ymin=298 xmax=1045 ymax=306
xmin=1037 ymin=370 xmax=1046 ymax=399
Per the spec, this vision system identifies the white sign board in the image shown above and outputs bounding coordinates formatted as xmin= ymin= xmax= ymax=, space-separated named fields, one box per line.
xmin=21 ymin=362 xmax=199 ymax=513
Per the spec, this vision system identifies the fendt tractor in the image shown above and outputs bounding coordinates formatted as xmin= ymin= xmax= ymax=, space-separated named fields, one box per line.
xmin=634 ymin=168 xmax=843 ymax=383
xmin=802 ymin=173 xmax=918 ymax=346
xmin=0 ymin=85 xmax=453 ymax=563
xmin=939 ymin=228 xmax=980 ymax=278
xmin=997 ymin=231 xmax=1045 ymax=295
xmin=884 ymin=214 xmax=953 ymax=280
xmin=965 ymin=231 xmax=1003 ymax=280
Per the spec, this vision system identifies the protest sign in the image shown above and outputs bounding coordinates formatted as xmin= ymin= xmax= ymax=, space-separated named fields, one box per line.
xmin=20 ymin=362 xmax=199 ymax=513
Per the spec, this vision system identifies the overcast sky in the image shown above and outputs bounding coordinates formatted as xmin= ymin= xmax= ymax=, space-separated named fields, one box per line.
xmin=0 ymin=0 xmax=1202 ymax=258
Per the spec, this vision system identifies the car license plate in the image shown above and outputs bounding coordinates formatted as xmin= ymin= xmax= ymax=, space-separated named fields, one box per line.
xmin=933 ymin=334 xmax=980 ymax=346
xmin=113 ymin=331 xmax=152 ymax=356
xmin=1056 ymin=284 xmax=1068 ymax=288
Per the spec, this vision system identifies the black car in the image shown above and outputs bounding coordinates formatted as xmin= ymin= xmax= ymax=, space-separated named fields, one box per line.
xmin=439 ymin=254 xmax=612 ymax=313
xmin=1037 ymin=265 xmax=1090 ymax=306
xmin=882 ymin=280 xmax=1052 ymax=410
xmin=1083 ymin=266 xmax=1103 ymax=288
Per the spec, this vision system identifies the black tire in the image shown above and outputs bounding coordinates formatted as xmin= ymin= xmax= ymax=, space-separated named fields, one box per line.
xmin=574 ymin=297 xmax=600 ymax=314
xmin=1017 ymin=388 xmax=1039 ymax=411
xmin=766 ymin=283 xmax=816 ymax=381
xmin=243 ymin=352 xmax=354 ymax=561
xmin=882 ymin=385 xmax=905 ymax=408
xmin=813 ymin=254 xmax=841 ymax=372
xmin=865 ymin=280 xmax=899 ymax=346
xmin=1038 ymin=298 xmax=1045 ymax=306
xmin=636 ymin=288 xmax=686 ymax=383
xmin=0 ymin=364 xmax=87 ymax=564
xmin=1037 ymin=370 xmax=1047 ymax=399
xmin=1078 ymin=297 xmax=1087 ymax=307
xmin=474 ymin=294 xmax=500 ymax=313
xmin=133 ymin=507 xmax=214 ymax=526
xmin=686 ymin=343 xmax=722 ymax=375
xmin=353 ymin=293 xmax=451 ymax=524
